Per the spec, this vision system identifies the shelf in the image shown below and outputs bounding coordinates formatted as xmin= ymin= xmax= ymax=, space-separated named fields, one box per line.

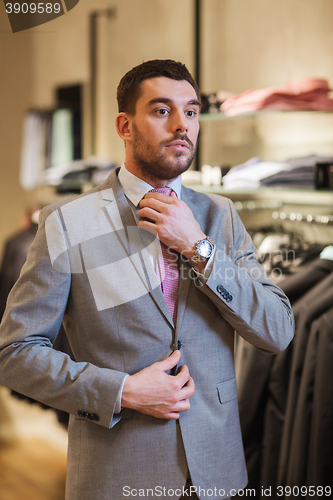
xmin=183 ymin=184 xmax=333 ymax=231
xmin=199 ymin=110 xmax=333 ymax=122
xmin=183 ymin=184 xmax=333 ymax=209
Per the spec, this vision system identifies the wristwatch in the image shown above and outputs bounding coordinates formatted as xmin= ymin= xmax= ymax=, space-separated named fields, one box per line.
xmin=188 ymin=236 xmax=214 ymax=266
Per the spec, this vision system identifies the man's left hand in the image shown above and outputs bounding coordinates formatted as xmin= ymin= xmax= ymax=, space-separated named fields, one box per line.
xmin=138 ymin=191 xmax=205 ymax=259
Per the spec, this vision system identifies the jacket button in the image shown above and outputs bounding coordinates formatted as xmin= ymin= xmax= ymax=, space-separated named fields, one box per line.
xmin=216 ymin=285 xmax=233 ymax=302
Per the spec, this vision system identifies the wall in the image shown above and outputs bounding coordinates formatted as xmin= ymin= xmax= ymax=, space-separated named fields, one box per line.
xmin=0 ymin=8 xmax=34 ymax=250
xmin=201 ymin=0 xmax=333 ymax=92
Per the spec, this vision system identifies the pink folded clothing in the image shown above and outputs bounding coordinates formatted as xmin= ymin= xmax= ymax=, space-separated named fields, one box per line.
xmin=220 ymin=78 xmax=333 ymax=116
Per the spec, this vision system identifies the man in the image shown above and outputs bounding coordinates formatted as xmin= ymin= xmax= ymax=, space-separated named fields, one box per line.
xmin=0 ymin=60 xmax=294 ymax=500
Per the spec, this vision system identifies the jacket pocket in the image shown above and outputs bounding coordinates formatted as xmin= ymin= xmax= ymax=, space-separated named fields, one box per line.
xmin=217 ymin=378 xmax=238 ymax=404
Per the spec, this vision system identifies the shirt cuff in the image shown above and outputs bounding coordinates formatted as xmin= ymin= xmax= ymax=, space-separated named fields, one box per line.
xmin=191 ymin=245 xmax=216 ymax=284
xmin=114 ymin=374 xmax=129 ymax=414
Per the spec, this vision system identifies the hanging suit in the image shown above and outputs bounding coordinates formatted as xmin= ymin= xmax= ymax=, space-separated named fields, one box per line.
xmin=235 ymin=257 xmax=333 ymax=498
xmin=278 ymin=273 xmax=333 ymax=488
xmin=307 ymin=306 xmax=333 ymax=491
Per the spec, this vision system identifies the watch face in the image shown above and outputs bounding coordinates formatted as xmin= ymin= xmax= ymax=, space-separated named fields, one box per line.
xmin=198 ymin=240 xmax=213 ymax=258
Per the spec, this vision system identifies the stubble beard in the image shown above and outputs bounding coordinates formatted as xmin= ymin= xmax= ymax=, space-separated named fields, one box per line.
xmin=132 ymin=123 xmax=197 ymax=182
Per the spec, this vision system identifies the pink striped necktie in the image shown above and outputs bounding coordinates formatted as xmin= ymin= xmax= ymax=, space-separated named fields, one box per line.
xmin=149 ymin=188 xmax=179 ymax=324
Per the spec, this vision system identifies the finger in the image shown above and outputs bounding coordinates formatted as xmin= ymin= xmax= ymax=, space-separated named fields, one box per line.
xmin=174 ymin=364 xmax=191 ymax=387
xmin=165 ymin=412 xmax=180 ymax=420
xmin=138 ymin=220 xmax=160 ymax=234
xmin=179 ymin=379 xmax=195 ymax=400
xmin=156 ymin=350 xmax=181 ymax=372
xmin=182 ymin=374 xmax=195 ymax=390
xmin=139 ymin=206 xmax=165 ymax=223
xmin=139 ymin=197 xmax=161 ymax=209
xmin=185 ymin=376 xmax=195 ymax=391
xmin=171 ymin=398 xmax=191 ymax=413
xmin=139 ymin=197 xmax=170 ymax=213
xmin=144 ymin=192 xmax=175 ymax=203
xmin=177 ymin=398 xmax=191 ymax=410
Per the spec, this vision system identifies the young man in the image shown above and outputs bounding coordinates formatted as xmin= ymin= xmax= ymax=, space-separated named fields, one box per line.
xmin=0 ymin=60 xmax=294 ymax=500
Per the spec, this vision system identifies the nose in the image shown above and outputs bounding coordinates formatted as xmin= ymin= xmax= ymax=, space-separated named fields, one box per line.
xmin=172 ymin=110 xmax=188 ymax=134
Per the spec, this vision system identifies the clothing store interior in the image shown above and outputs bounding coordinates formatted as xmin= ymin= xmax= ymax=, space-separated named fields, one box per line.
xmin=1 ymin=0 xmax=333 ymax=498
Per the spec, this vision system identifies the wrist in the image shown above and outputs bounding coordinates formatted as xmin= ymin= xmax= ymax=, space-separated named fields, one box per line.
xmin=181 ymin=232 xmax=206 ymax=259
xmin=121 ymin=375 xmax=135 ymax=410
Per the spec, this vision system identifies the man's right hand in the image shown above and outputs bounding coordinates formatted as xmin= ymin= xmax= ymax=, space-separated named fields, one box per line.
xmin=121 ymin=350 xmax=195 ymax=420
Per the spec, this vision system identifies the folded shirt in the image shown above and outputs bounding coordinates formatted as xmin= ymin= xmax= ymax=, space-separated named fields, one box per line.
xmin=222 ymin=157 xmax=288 ymax=189
xmin=220 ymin=78 xmax=333 ymax=116
xmin=222 ymin=154 xmax=333 ymax=190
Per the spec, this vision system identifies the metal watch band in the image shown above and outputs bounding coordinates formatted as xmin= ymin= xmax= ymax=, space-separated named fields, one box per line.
xmin=188 ymin=236 xmax=214 ymax=266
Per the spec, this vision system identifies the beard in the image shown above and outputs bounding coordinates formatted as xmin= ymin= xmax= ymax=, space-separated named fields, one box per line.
xmin=131 ymin=122 xmax=197 ymax=182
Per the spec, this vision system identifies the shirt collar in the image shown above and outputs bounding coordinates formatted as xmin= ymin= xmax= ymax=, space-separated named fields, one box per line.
xmin=118 ymin=163 xmax=182 ymax=207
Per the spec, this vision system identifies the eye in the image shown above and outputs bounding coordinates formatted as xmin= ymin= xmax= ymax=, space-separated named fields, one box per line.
xmin=156 ymin=108 xmax=169 ymax=116
xmin=185 ymin=110 xmax=197 ymax=117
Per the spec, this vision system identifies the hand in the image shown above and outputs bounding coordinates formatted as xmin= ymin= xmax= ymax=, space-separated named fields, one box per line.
xmin=121 ymin=350 xmax=195 ymax=420
xmin=138 ymin=192 xmax=205 ymax=258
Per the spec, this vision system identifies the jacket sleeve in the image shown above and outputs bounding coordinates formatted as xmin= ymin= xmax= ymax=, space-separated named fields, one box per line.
xmin=0 ymin=205 xmax=127 ymax=429
xmin=195 ymin=198 xmax=295 ymax=354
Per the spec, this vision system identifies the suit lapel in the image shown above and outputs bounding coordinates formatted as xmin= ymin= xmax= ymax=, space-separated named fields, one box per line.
xmin=100 ymin=170 xmax=174 ymax=328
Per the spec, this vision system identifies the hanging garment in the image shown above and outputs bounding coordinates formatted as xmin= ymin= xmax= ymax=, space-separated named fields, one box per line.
xmin=236 ymin=258 xmax=333 ymax=498
xmin=306 ymin=306 xmax=333 ymax=491
xmin=278 ymin=257 xmax=333 ymax=304
xmin=0 ymin=225 xmax=38 ymax=320
xmin=0 ymin=224 xmax=73 ymax=425
xmin=278 ymin=276 xmax=333 ymax=487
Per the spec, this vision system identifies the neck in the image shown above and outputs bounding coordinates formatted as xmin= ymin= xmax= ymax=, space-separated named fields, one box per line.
xmin=124 ymin=161 xmax=179 ymax=188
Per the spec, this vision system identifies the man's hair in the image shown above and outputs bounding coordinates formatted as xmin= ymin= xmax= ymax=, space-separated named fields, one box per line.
xmin=117 ymin=59 xmax=200 ymax=115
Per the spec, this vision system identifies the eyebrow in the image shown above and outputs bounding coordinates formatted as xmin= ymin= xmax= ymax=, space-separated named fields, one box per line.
xmin=147 ymin=97 xmax=202 ymax=108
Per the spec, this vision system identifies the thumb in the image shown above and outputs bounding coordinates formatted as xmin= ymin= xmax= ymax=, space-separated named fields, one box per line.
xmin=157 ymin=350 xmax=181 ymax=372
xmin=170 ymin=191 xmax=177 ymax=198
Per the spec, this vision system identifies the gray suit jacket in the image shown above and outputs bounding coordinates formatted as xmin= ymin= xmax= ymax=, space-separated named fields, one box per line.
xmin=0 ymin=169 xmax=294 ymax=500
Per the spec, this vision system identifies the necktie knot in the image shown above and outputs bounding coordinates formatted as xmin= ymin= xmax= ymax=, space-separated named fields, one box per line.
xmin=149 ymin=187 xmax=173 ymax=197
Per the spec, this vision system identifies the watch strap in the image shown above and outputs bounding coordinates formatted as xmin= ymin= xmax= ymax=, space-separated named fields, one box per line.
xmin=188 ymin=236 xmax=214 ymax=266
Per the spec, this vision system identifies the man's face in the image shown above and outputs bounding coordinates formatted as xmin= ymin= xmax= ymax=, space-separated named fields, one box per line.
xmin=128 ymin=77 xmax=201 ymax=183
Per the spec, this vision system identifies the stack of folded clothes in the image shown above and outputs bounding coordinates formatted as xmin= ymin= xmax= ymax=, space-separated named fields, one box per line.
xmin=220 ymin=78 xmax=333 ymax=116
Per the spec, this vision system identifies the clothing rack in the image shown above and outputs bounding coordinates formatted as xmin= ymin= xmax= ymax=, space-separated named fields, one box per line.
xmin=272 ymin=210 xmax=333 ymax=224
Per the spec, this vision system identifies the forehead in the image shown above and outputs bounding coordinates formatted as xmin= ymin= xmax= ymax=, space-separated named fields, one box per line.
xmin=137 ymin=77 xmax=199 ymax=108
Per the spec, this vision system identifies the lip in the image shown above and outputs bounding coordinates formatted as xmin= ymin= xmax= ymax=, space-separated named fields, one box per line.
xmin=166 ymin=141 xmax=189 ymax=151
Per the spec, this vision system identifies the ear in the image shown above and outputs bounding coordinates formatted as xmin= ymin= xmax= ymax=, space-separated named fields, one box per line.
xmin=115 ymin=112 xmax=132 ymax=142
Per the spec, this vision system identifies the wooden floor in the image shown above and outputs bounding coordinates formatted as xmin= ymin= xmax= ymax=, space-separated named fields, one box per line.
xmin=0 ymin=387 xmax=67 ymax=500
xmin=0 ymin=438 xmax=67 ymax=500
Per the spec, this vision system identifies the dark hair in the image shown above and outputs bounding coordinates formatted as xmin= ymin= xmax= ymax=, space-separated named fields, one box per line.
xmin=116 ymin=59 xmax=200 ymax=115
